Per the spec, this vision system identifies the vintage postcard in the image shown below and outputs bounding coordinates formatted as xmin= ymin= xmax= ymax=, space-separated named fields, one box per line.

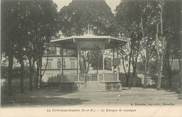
xmin=1 ymin=0 xmax=182 ymax=116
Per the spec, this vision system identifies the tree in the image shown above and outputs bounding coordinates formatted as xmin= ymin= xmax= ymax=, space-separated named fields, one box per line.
xmin=58 ymin=0 xmax=114 ymax=36
xmin=1 ymin=0 xmax=59 ymax=94
xmin=141 ymin=1 xmax=161 ymax=88
xmin=115 ymin=0 xmax=146 ymax=87
xmin=2 ymin=0 xmax=20 ymax=95
xmin=180 ymin=1 xmax=182 ymax=95
xmin=22 ymin=0 xmax=59 ymax=89
xmin=116 ymin=0 xmax=181 ymax=90
xmin=116 ymin=0 xmax=163 ymax=88
xmin=162 ymin=0 xmax=181 ymax=89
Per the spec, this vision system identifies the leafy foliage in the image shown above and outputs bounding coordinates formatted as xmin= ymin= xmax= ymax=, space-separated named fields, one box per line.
xmin=58 ymin=0 xmax=114 ymax=36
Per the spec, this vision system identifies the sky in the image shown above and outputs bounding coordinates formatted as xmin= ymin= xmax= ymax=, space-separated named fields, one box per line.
xmin=53 ymin=0 xmax=122 ymax=13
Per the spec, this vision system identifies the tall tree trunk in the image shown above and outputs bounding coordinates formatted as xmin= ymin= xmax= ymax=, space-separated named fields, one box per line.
xmin=121 ymin=55 xmax=128 ymax=79
xmin=96 ymin=51 xmax=99 ymax=76
xmin=7 ymin=55 xmax=13 ymax=96
xmin=165 ymin=49 xmax=172 ymax=89
xmin=180 ymin=58 xmax=182 ymax=95
xmin=132 ymin=55 xmax=138 ymax=87
xmin=140 ymin=16 xmax=148 ymax=88
xmin=155 ymin=23 xmax=163 ymax=89
xmin=132 ymin=64 xmax=137 ymax=86
xmin=167 ymin=59 xmax=172 ymax=89
xmin=35 ymin=58 xmax=42 ymax=88
xmin=157 ymin=54 xmax=164 ymax=90
xmin=32 ymin=58 xmax=37 ymax=89
xmin=144 ymin=47 xmax=149 ymax=88
xmin=131 ymin=55 xmax=135 ymax=86
xmin=128 ymin=49 xmax=132 ymax=88
xmin=35 ymin=61 xmax=39 ymax=89
xmin=28 ymin=58 xmax=33 ymax=91
xmin=20 ymin=59 xmax=24 ymax=93
xmin=180 ymin=65 xmax=182 ymax=99
xmin=180 ymin=0 xmax=182 ymax=96
xmin=39 ymin=58 xmax=43 ymax=88
xmin=157 ymin=2 xmax=165 ymax=90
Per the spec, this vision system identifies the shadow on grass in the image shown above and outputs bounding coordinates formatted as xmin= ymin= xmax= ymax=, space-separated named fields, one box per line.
xmin=2 ymin=96 xmax=89 ymax=107
xmin=1 ymin=88 xmax=88 ymax=107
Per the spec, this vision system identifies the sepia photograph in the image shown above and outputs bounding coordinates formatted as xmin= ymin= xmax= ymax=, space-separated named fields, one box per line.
xmin=1 ymin=0 xmax=182 ymax=115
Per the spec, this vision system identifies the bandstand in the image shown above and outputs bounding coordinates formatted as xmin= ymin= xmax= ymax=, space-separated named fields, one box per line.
xmin=50 ymin=34 xmax=127 ymax=90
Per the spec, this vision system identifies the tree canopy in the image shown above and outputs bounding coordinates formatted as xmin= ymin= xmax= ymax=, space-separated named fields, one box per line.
xmin=58 ymin=0 xmax=114 ymax=36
